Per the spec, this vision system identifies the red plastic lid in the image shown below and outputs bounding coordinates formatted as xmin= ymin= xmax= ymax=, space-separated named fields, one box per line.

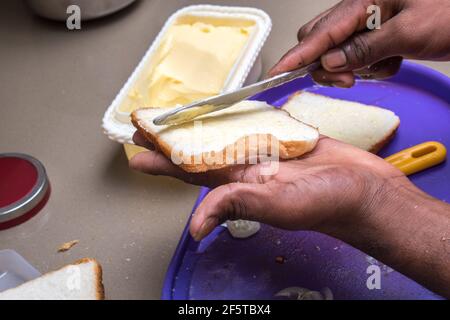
xmin=0 ymin=153 xmax=50 ymax=230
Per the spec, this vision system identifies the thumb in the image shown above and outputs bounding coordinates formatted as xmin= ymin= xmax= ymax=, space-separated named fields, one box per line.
xmin=321 ymin=20 xmax=401 ymax=72
xmin=190 ymin=183 xmax=274 ymax=241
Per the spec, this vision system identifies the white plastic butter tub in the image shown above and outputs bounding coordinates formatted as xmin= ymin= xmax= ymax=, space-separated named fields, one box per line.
xmin=102 ymin=5 xmax=272 ymax=144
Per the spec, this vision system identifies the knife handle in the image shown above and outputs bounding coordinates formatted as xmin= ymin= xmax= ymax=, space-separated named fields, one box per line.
xmin=385 ymin=141 xmax=447 ymax=176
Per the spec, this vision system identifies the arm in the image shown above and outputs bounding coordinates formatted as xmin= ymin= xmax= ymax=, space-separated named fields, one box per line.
xmin=328 ymin=178 xmax=450 ymax=298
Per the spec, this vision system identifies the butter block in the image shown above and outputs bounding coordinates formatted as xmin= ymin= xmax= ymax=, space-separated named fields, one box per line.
xmin=119 ymin=21 xmax=253 ymax=113
xmin=103 ymin=5 xmax=272 ymax=145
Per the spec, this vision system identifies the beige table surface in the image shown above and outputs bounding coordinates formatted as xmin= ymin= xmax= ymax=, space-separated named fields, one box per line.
xmin=0 ymin=0 xmax=449 ymax=300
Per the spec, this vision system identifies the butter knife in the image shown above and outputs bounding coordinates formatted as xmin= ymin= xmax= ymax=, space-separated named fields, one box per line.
xmin=153 ymin=61 xmax=320 ymax=126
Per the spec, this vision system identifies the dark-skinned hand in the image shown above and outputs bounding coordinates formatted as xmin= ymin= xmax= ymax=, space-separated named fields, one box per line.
xmin=269 ymin=0 xmax=450 ymax=87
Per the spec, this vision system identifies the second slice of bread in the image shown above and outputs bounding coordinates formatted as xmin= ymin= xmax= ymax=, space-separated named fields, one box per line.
xmin=132 ymin=101 xmax=319 ymax=172
xmin=282 ymin=91 xmax=400 ymax=153
xmin=0 ymin=258 xmax=104 ymax=300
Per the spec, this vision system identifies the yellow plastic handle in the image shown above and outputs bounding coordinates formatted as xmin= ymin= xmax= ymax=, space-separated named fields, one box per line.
xmin=385 ymin=141 xmax=447 ymax=176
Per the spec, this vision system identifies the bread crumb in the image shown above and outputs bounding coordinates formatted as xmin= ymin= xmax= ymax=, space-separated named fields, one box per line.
xmin=275 ymin=256 xmax=286 ymax=264
xmin=57 ymin=240 xmax=79 ymax=252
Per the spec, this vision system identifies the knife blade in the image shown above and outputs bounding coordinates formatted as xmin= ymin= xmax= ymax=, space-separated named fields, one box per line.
xmin=152 ymin=61 xmax=320 ymax=126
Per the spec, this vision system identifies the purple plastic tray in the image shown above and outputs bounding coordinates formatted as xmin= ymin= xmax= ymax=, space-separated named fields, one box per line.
xmin=162 ymin=61 xmax=450 ymax=300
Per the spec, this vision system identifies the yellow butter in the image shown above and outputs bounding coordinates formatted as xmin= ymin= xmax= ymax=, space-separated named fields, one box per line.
xmin=119 ymin=21 xmax=253 ymax=113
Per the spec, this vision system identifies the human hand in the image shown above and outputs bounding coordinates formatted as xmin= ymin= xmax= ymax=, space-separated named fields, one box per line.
xmin=129 ymin=131 xmax=409 ymax=241
xmin=130 ymin=131 xmax=450 ymax=298
xmin=269 ymin=0 xmax=450 ymax=87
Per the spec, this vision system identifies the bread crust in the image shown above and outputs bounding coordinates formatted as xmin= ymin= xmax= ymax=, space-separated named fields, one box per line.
xmin=131 ymin=111 xmax=317 ymax=173
xmin=283 ymin=91 xmax=400 ymax=154
xmin=368 ymin=125 xmax=399 ymax=154
xmin=74 ymin=258 xmax=105 ymax=300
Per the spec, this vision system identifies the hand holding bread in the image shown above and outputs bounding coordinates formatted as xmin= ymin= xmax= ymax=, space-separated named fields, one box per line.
xmin=130 ymin=130 xmax=409 ymax=241
xmin=130 ymin=121 xmax=450 ymax=300
xmin=130 ymin=91 xmax=402 ymax=240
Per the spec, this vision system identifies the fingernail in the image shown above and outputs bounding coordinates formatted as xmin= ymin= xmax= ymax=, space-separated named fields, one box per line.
xmin=142 ymin=141 xmax=155 ymax=150
xmin=332 ymin=81 xmax=348 ymax=88
xmin=316 ymin=81 xmax=333 ymax=87
xmin=322 ymin=49 xmax=347 ymax=69
xmin=359 ymin=74 xmax=374 ymax=80
xmin=194 ymin=218 xmax=215 ymax=241
xmin=268 ymin=66 xmax=280 ymax=77
xmin=192 ymin=229 xmax=203 ymax=242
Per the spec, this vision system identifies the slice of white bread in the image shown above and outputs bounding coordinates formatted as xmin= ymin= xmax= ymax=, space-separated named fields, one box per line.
xmin=0 ymin=258 xmax=104 ymax=300
xmin=282 ymin=91 xmax=400 ymax=153
xmin=131 ymin=101 xmax=319 ymax=172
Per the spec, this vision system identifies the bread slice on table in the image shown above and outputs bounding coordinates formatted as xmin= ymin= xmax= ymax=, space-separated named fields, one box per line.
xmin=131 ymin=100 xmax=319 ymax=173
xmin=282 ymin=91 xmax=400 ymax=153
xmin=0 ymin=258 xmax=104 ymax=300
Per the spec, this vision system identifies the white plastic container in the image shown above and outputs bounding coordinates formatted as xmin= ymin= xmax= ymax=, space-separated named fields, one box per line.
xmin=102 ymin=5 xmax=272 ymax=144
xmin=0 ymin=250 xmax=41 ymax=293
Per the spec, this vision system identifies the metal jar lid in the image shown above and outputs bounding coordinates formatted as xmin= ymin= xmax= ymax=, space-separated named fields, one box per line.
xmin=0 ymin=153 xmax=50 ymax=230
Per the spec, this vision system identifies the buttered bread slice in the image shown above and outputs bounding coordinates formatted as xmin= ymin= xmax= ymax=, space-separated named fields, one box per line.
xmin=131 ymin=101 xmax=319 ymax=172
